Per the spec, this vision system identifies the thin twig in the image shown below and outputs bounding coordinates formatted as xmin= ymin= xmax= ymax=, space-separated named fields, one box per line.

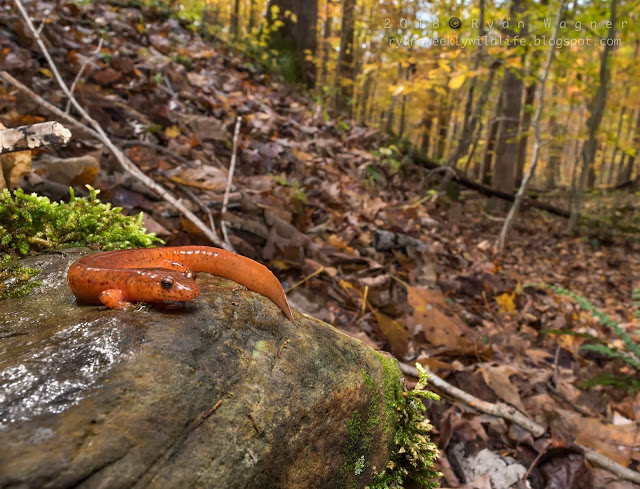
xmin=65 ymin=37 xmax=104 ymax=113
xmin=220 ymin=116 xmax=242 ymax=249
xmin=192 ymin=399 xmax=223 ymax=428
xmin=523 ymin=440 xmax=551 ymax=481
xmin=285 ymin=266 xmax=324 ymax=293
xmin=398 ymin=362 xmax=640 ymax=484
xmin=7 ymin=0 xmax=230 ymax=250
xmin=278 ymin=339 xmax=291 ymax=358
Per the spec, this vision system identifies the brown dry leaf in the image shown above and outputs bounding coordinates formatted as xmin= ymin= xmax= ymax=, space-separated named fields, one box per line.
xmin=416 ymin=356 xmax=462 ymax=373
xmin=180 ymin=114 xmax=226 ymax=142
xmin=186 ymin=72 xmax=210 ymax=87
xmin=552 ymin=408 xmax=640 ymax=466
xmin=327 ymin=234 xmax=355 ymax=253
xmin=525 ymin=348 xmax=555 ymax=363
xmin=479 ymin=365 xmax=527 ymax=413
xmin=292 ymin=148 xmax=313 ymax=163
xmin=0 ymin=149 xmax=32 ymax=189
xmin=179 ymin=215 xmax=206 ymax=236
xmin=168 ymin=165 xmax=227 ymax=192
xmin=338 ymin=279 xmax=362 ymax=307
xmin=371 ymin=308 xmax=409 ymax=358
xmin=92 ymin=68 xmax=122 ymax=85
xmin=406 ymin=285 xmax=478 ymax=353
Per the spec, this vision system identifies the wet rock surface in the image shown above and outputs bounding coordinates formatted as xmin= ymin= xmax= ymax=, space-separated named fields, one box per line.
xmin=0 ymin=250 xmax=399 ymax=489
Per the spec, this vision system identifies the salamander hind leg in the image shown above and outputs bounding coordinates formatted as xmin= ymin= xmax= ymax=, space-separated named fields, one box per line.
xmin=99 ymin=289 xmax=133 ymax=309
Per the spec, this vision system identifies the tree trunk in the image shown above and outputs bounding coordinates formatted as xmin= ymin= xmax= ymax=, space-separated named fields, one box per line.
xmin=607 ymin=107 xmax=626 ymax=186
xmin=617 ymin=109 xmax=640 ymax=184
xmin=439 ymin=53 xmax=499 ymax=189
xmin=435 ymin=94 xmax=450 ymax=160
xmin=334 ymin=0 xmax=355 ymax=114
xmin=567 ymin=0 xmax=617 ymax=232
xmin=231 ymin=0 xmax=240 ymax=39
xmin=421 ymin=115 xmax=433 ymax=156
xmin=516 ymin=81 xmax=536 ymax=186
xmin=398 ymin=64 xmax=412 ymax=138
xmin=267 ymin=0 xmax=318 ymax=88
xmin=358 ymin=70 xmax=373 ymax=122
xmin=248 ymin=0 xmax=257 ymax=33
xmin=461 ymin=0 xmax=486 ymax=138
xmin=478 ymin=97 xmax=501 ymax=183
xmin=319 ymin=0 xmax=332 ymax=87
xmin=488 ymin=0 xmax=525 ymax=213
xmin=497 ymin=0 xmax=566 ymax=251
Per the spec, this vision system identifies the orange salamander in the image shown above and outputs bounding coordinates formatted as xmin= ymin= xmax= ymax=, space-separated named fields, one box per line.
xmin=67 ymin=246 xmax=296 ymax=324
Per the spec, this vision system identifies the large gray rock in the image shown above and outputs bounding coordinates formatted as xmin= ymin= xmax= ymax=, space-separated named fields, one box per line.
xmin=0 ymin=250 xmax=403 ymax=489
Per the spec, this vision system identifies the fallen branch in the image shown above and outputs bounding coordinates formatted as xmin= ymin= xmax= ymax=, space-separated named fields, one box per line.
xmin=6 ymin=0 xmax=231 ymax=250
xmin=0 ymin=121 xmax=71 ymax=154
xmin=411 ymin=152 xmax=571 ymax=218
xmin=398 ymin=362 xmax=640 ymax=484
xmin=220 ymin=116 xmax=241 ymax=248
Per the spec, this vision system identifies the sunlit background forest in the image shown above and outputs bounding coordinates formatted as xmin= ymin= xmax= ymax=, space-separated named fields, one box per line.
xmin=159 ymin=0 xmax=639 ymax=229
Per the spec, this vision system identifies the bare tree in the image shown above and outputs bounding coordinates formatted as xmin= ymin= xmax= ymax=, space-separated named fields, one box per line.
xmin=334 ymin=0 xmax=356 ymax=114
xmin=497 ymin=0 xmax=567 ymax=251
xmin=267 ymin=0 xmax=318 ymax=88
xmin=230 ymin=0 xmax=240 ymax=39
xmin=567 ymin=0 xmax=618 ymax=232
xmin=319 ymin=0 xmax=333 ymax=87
xmin=488 ymin=0 xmax=526 ymax=212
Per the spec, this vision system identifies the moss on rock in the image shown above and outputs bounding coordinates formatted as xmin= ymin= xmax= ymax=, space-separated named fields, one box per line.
xmin=340 ymin=354 xmax=441 ymax=489
xmin=371 ymin=362 xmax=441 ymax=489
xmin=0 ymin=186 xmax=162 ymax=300
xmin=0 ymin=186 xmax=161 ymax=256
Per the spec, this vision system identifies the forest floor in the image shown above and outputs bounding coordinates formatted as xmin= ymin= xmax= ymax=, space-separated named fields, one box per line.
xmin=1 ymin=1 xmax=639 ymax=488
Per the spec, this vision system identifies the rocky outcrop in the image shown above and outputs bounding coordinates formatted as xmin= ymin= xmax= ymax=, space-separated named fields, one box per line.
xmin=0 ymin=250 xmax=403 ymax=489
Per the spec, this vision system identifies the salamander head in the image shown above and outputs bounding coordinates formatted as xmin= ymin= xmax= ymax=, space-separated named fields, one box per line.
xmin=125 ymin=268 xmax=200 ymax=302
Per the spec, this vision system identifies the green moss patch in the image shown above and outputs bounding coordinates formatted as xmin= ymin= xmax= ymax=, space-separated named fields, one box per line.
xmin=0 ymin=186 xmax=162 ymax=300
xmin=0 ymin=186 xmax=162 ymax=256
xmin=371 ymin=361 xmax=441 ymax=489
xmin=0 ymin=254 xmax=40 ymax=300
xmin=341 ymin=356 xmax=441 ymax=489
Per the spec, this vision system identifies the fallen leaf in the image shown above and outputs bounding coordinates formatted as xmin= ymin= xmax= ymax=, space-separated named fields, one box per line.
xmin=479 ymin=365 xmax=527 ymax=413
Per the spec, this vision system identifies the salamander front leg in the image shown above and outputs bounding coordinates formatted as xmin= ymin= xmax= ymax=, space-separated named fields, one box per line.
xmin=99 ymin=289 xmax=133 ymax=309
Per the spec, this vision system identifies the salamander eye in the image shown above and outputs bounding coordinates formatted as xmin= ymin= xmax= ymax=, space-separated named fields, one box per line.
xmin=161 ymin=276 xmax=174 ymax=289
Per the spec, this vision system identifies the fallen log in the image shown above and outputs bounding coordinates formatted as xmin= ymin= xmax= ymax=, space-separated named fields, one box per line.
xmin=410 ymin=152 xmax=571 ymax=218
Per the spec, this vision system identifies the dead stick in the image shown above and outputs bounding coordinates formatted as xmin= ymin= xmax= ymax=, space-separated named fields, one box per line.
xmin=193 ymin=399 xmax=223 ymax=428
xmin=65 ymin=37 xmax=103 ymax=113
xmin=246 ymin=413 xmax=259 ymax=434
xmin=278 ymin=339 xmax=291 ymax=358
xmin=220 ymin=116 xmax=241 ymax=249
xmin=0 ymin=121 xmax=71 ymax=154
xmin=285 ymin=266 xmax=324 ymax=293
xmin=398 ymin=362 xmax=640 ymax=484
